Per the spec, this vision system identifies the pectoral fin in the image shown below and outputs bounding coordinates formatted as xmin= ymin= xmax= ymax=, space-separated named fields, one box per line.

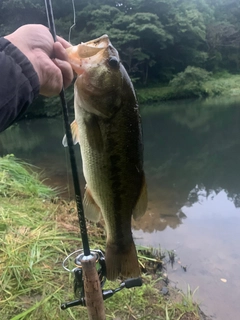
xmin=83 ymin=187 xmax=101 ymax=222
xmin=62 ymin=120 xmax=79 ymax=147
xmin=85 ymin=116 xmax=103 ymax=152
xmin=132 ymin=175 xmax=148 ymax=220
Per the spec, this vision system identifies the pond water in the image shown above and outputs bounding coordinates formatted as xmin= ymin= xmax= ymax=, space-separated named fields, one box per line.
xmin=1 ymin=97 xmax=240 ymax=320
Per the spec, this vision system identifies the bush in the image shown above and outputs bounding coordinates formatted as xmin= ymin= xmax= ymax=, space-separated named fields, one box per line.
xmin=169 ymin=66 xmax=212 ymax=98
xmin=136 ymin=86 xmax=176 ymax=103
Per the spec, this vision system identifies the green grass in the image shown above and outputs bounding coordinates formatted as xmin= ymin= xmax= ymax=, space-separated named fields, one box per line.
xmin=0 ymin=154 xmax=56 ymax=198
xmin=136 ymin=86 xmax=176 ymax=104
xmin=136 ymin=73 xmax=240 ymax=104
xmin=0 ymin=155 xmax=203 ymax=320
xmin=204 ymin=73 xmax=240 ymax=97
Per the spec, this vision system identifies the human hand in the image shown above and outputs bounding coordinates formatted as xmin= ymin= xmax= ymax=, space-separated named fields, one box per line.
xmin=4 ymin=24 xmax=74 ymax=97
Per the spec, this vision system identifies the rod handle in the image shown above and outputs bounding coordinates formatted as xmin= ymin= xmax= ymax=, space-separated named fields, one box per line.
xmin=81 ymin=255 xmax=106 ymax=320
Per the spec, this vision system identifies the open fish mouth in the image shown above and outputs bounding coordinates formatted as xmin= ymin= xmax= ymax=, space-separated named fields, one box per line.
xmin=79 ymin=34 xmax=111 ymax=50
xmin=66 ymin=35 xmax=119 ymax=76
xmin=67 ymin=35 xmax=110 ymax=58
xmin=72 ymin=43 xmax=104 ymax=59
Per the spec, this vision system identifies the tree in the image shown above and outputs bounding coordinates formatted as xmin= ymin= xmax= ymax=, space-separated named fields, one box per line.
xmin=0 ymin=0 xmax=45 ymax=35
xmin=1 ymin=0 xmax=240 ymax=86
xmin=206 ymin=0 xmax=240 ymax=71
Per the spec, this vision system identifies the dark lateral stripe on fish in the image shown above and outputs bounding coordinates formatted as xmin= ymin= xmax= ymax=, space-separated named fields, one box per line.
xmin=109 ymin=151 xmax=125 ymax=241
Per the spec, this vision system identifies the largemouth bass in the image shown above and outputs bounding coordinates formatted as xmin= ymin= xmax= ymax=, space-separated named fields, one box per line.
xmin=63 ymin=35 xmax=147 ymax=280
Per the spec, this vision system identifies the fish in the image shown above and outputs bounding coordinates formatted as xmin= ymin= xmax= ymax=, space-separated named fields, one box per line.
xmin=63 ymin=35 xmax=148 ymax=280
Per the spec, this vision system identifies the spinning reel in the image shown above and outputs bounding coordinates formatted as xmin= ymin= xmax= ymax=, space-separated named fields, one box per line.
xmin=61 ymin=249 xmax=142 ymax=310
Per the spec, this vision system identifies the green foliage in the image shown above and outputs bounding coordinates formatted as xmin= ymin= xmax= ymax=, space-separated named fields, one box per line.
xmin=1 ymin=0 xmax=240 ymax=109
xmin=137 ymin=71 xmax=240 ymax=103
xmin=169 ymin=66 xmax=212 ymax=98
xmin=0 ymin=155 xmax=55 ymax=198
xmin=136 ymin=86 xmax=177 ymax=104
xmin=170 ymin=66 xmax=211 ymax=86
xmin=1 ymin=0 xmax=240 ymax=79
xmin=73 ymin=5 xmax=172 ymax=83
xmin=0 ymin=0 xmax=45 ymax=34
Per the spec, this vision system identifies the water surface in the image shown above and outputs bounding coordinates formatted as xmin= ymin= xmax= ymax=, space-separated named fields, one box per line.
xmin=1 ymin=97 xmax=240 ymax=320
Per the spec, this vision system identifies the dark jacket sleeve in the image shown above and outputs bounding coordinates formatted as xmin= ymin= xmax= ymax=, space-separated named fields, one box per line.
xmin=0 ymin=38 xmax=40 ymax=132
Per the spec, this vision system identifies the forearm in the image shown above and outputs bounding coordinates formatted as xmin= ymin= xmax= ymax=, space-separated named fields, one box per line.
xmin=0 ymin=38 xmax=39 ymax=132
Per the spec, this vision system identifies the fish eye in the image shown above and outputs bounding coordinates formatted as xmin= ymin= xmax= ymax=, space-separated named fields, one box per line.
xmin=108 ymin=57 xmax=119 ymax=69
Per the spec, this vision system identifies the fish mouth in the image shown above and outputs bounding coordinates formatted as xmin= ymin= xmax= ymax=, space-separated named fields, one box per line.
xmin=74 ymin=43 xmax=105 ymax=59
xmin=80 ymin=34 xmax=111 ymax=50
xmin=66 ymin=35 xmax=119 ymax=76
xmin=66 ymin=35 xmax=110 ymax=58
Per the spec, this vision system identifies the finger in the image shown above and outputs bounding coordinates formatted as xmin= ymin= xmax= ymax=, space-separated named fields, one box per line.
xmin=53 ymin=41 xmax=69 ymax=61
xmin=56 ymin=36 xmax=72 ymax=49
xmin=54 ymin=58 xmax=74 ymax=89
xmin=39 ymin=58 xmax=63 ymax=97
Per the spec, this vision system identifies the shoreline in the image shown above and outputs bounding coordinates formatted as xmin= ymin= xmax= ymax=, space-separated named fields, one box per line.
xmin=136 ymin=73 xmax=240 ymax=104
xmin=22 ymin=73 xmax=240 ymax=121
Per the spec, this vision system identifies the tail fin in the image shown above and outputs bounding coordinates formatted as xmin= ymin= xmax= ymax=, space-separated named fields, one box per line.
xmin=105 ymin=240 xmax=140 ymax=281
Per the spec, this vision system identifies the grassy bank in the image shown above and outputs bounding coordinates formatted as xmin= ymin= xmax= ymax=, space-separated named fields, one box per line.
xmin=136 ymin=73 xmax=240 ymax=104
xmin=23 ymin=72 xmax=240 ymax=120
xmin=0 ymin=156 xmax=207 ymax=320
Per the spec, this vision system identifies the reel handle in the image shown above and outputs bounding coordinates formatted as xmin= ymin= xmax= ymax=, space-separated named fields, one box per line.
xmin=124 ymin=277 xmax=142 ymax=288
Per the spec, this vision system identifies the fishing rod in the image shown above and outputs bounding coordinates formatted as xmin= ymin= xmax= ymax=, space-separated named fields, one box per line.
xmin=44 ymin=0 xmax=89 ymax=257
xmin=44 ymin=0 xmax=105 ymax=318
xmin=44 ymin=1 xmax=143 ymax=319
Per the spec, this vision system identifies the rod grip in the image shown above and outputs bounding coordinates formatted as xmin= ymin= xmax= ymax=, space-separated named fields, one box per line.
xmin=81 ymin=255 xmax=106 ymax=320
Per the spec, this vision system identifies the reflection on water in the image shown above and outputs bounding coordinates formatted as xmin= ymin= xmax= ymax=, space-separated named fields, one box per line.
xmin=134 ymin=187 xmax=240 ymax=320
xmin=186 ymin=186 xmax=240 ymax=215
xmin=132 ymin=185 xmax=187 ymax=232
xmin=1 ymin=97 xmax=240 ymax=320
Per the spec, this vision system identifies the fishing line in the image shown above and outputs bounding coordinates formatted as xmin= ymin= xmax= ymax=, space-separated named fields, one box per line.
xmin=44 ymin=0 xmax=90 ymax=256
xmin=68 ymin=0 xmax=76 ymax=43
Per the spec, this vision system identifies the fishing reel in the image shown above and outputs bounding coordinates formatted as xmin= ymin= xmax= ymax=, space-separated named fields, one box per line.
xmin=61 ymin=248 xmax=142 ymax=310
